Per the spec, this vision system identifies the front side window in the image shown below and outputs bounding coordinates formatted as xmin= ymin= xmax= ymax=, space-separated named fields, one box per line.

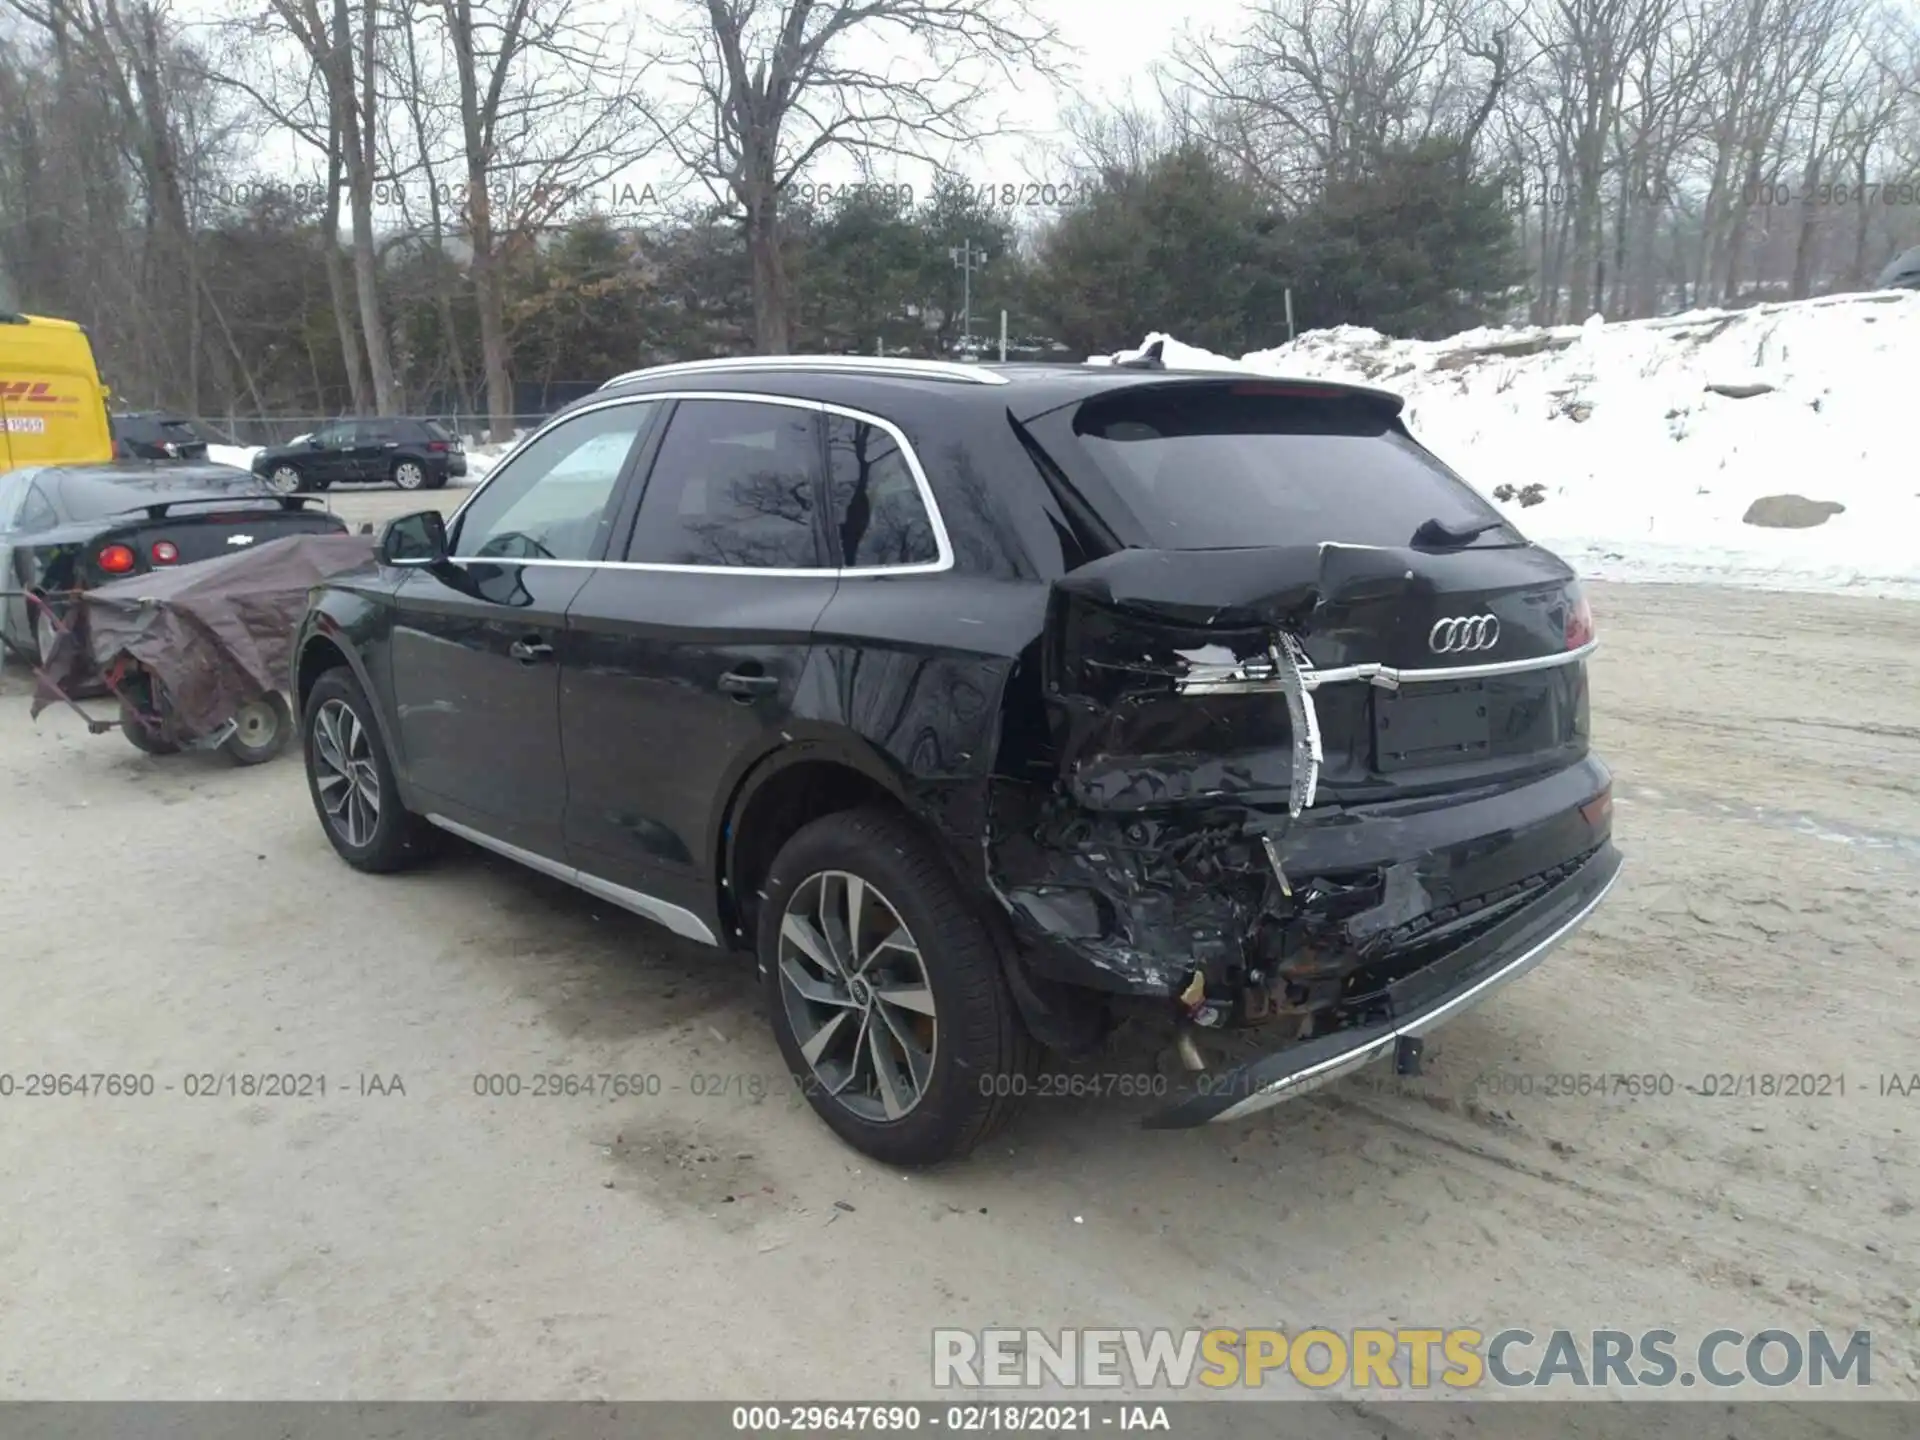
xmin=624 ymin=399 xmax=827 ymax=570
xmin=452 ymin=402 xmax=657 ymax=562
xmin=312 ymin=423 xmax=355 ymax=449
xmin=824 ymin=414 xmax=939 ymax=568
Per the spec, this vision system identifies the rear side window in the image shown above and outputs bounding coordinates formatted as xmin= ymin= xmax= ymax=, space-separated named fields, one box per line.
xmin=422 ymin=420 xmax=455 ymax=442
xmin=1066 ymin=384 xmax=1510 ymax=550
xmin=625 ymin=399 xmax=827 ymax=570
xmin=824 ymin=414 xmax=939 ymax=568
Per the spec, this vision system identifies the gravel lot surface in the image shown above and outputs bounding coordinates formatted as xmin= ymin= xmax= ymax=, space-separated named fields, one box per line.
xmin=1 ymin=489 xmax=1913 ymax=1416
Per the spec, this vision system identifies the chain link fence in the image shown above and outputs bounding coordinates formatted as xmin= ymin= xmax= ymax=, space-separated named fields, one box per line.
xmin=195 ymin=414 xmax=552 ymax=449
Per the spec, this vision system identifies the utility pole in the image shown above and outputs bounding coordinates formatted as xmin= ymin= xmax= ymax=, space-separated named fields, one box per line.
xmin=949 ymin=240 xmax=985 ymax=355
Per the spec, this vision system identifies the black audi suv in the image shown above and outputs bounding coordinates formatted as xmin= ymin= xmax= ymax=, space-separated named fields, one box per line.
xmin=292 ymin=355 xmax=1620 ymax=1164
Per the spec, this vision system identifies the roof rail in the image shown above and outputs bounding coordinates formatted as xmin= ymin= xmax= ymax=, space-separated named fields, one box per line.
xmin=599 ymin=354 xmax=1010 ymax=389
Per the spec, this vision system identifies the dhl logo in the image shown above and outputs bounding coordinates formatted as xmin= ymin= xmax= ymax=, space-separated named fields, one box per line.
xmin=0 ymin=380 xmax=82 ymax=405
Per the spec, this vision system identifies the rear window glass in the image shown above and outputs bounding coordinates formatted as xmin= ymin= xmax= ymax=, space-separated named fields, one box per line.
xmin=423 ymin=421 xmax=455 ymax=441
xmin=1067 ymin=385 xmax=1510 ymax=550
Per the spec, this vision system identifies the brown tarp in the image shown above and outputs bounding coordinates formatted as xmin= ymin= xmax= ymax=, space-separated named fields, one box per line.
xmin=31 ymin=533 xmax=377 ymax=736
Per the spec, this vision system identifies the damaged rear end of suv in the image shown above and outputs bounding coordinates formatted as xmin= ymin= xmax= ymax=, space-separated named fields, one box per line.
xmin=987 ymin=372 xmax=1621 ymax=1127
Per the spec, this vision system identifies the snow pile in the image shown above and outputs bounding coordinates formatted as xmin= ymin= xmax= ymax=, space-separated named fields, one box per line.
xmin=206 ymin=443 xmax=259 ymax=470
xmin=1105 ymin=290 xmax=1920 ymax=598
xmin=463 ymin=440 xmax=514 ymax=479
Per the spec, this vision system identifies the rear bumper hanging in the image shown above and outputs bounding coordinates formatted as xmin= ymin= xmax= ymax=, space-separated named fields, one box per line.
xmin=1142 ymin=841 xmax=1623 ymax=1127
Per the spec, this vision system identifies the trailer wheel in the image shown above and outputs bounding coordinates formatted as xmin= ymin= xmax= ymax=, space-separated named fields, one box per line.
xmin=120 ymin=703 xmax=180 ymax=755
xmin=222 ymin=693 xmax=292 ymax=766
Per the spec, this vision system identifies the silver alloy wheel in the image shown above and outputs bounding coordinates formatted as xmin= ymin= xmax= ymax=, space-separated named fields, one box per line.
xmin=311 ymin=697 xmax=381 ymax=848
xmin=777 ymin=869 xmax=938 ymax=1121
xmin=394 ymin=460 xmax=425 ymax=490
xmin=230 ymin=697 xmax=281 ymax=751
xmin=268 ymin=464 xmax=302 ymax=495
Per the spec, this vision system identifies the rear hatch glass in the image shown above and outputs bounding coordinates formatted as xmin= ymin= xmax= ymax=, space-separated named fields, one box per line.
xmin=1029 ymin=382 xmax=1585 ymax=812
xmin=1067 ymin=383 xmax=1517 ymax=550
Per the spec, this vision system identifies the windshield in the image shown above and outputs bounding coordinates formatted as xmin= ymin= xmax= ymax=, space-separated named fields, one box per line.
xmin=1068 ymin=384 xmax=1516 ymax=551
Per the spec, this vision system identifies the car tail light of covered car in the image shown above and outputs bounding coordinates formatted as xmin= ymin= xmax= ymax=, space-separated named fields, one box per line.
xmin=97 ymin=543 xmax=136 ymax=573
xmin=1566 ymin=584 xmax=1596 ymax=649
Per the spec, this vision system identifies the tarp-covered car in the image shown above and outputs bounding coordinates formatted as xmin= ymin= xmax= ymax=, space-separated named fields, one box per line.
xmin=30 ymin=531 xmax=375 ymax=764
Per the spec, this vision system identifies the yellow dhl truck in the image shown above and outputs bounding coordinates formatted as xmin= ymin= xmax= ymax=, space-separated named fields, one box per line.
xmin=0 ymin=312 xmax=115 ymax=474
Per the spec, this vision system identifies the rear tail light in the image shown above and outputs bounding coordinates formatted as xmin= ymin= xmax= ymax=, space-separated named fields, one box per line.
xmin=98 ymin=543 xmax=137 ymax=573
xmin=1580 ymin=787 xmax=1613 ymax=827
xmin=427 ymin=440 xmax=448 ymax=452
xmin=151 ymin=540 xmax=180 ymax=564
xmin=1566 ymin=587 xmax=1595 ymax=649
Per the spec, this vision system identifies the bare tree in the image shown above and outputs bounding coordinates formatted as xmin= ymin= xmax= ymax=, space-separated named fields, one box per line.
xmin=5 ymin=1 xmax=191 ymax=396
xmin=425 ymin=0 xmax=644 ymax=439
xmin=1174 ymin=0 xmax=1506 ymax=204
xmin=217 ymin=0 xmax=401 ymax=411
xmin=641 ymin=0 xmax=1060 ymax=354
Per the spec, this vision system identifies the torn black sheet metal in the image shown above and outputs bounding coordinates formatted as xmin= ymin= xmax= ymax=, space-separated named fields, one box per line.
xmin=985 ymin=536 xmax=1605 ymax=1009
xmin=1143 ymin=840 xmax=1622 ymax=1127
xmin=990 ymin=754 xmax=1613 ymax=1004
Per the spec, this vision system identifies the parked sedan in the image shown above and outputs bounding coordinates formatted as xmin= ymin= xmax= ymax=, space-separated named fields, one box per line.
xmin=252 ymin=418 xmax=467 ymax=495
xmin=0 ymin=460 xmax=346 ymax=665
xmin=292 ymin=355 xmax=1619 ymax=1165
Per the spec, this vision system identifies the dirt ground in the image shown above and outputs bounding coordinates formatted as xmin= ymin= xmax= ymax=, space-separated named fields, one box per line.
xmin=0 ymin=483 xmax=1914 ymax=1409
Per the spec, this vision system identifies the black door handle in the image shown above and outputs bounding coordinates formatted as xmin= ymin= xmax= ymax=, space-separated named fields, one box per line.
xmin=718 ymin=668 xmax=779 ymax=698
xmin=508 ymin=638 xmax=554 ymax=663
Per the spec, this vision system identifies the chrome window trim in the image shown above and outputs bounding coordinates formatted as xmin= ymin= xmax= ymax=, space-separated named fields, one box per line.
xmin=425 ymin=813 xmax=720 ymax=947
xmin=442 ymin=390 xmax=953 ymax=578
xmin=600 ymin=355 xmax=1008 ymax=389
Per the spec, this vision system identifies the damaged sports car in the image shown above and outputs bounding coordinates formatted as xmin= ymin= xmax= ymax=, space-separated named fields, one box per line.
xmin=293 ymin=354 xmax=1620 ymax=1165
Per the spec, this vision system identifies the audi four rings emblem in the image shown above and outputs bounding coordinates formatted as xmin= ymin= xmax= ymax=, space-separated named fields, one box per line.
xmin=1429 ymin=613 xmax=1500 ymax=654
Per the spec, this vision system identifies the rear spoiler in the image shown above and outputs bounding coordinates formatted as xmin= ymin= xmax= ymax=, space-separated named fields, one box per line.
xmin=126 ymin=495 xmax=324 ymax=521
xmin=1016 ymin=371 xmax=1409 ymax=425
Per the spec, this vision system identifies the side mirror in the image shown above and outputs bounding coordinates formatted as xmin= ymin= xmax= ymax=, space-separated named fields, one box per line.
xmin=379 ymin=509 xmax=449 ymax=566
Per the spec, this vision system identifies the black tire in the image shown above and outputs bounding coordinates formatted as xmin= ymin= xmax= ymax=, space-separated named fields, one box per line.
xmin=426 ymin=470 xmax=449 ymax=490
xmin=265 ymin=462 xmax=305 ymax=495
xmin=221 ymin=692 xmax=292 ymax=766
xmin=119 ymin=703 xmax=180 ymax=755
xmin=302 ymin=667 xmax=436 ymax=872
xmin=392 ymin=458 xmax=428 ymax=491
xmin=757 ymin=807 xmax=1036 ymax=1166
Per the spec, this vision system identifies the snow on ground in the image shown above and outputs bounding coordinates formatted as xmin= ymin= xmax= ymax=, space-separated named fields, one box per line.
xmin=1100 ymin=290 xmax=1920 ymax=599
